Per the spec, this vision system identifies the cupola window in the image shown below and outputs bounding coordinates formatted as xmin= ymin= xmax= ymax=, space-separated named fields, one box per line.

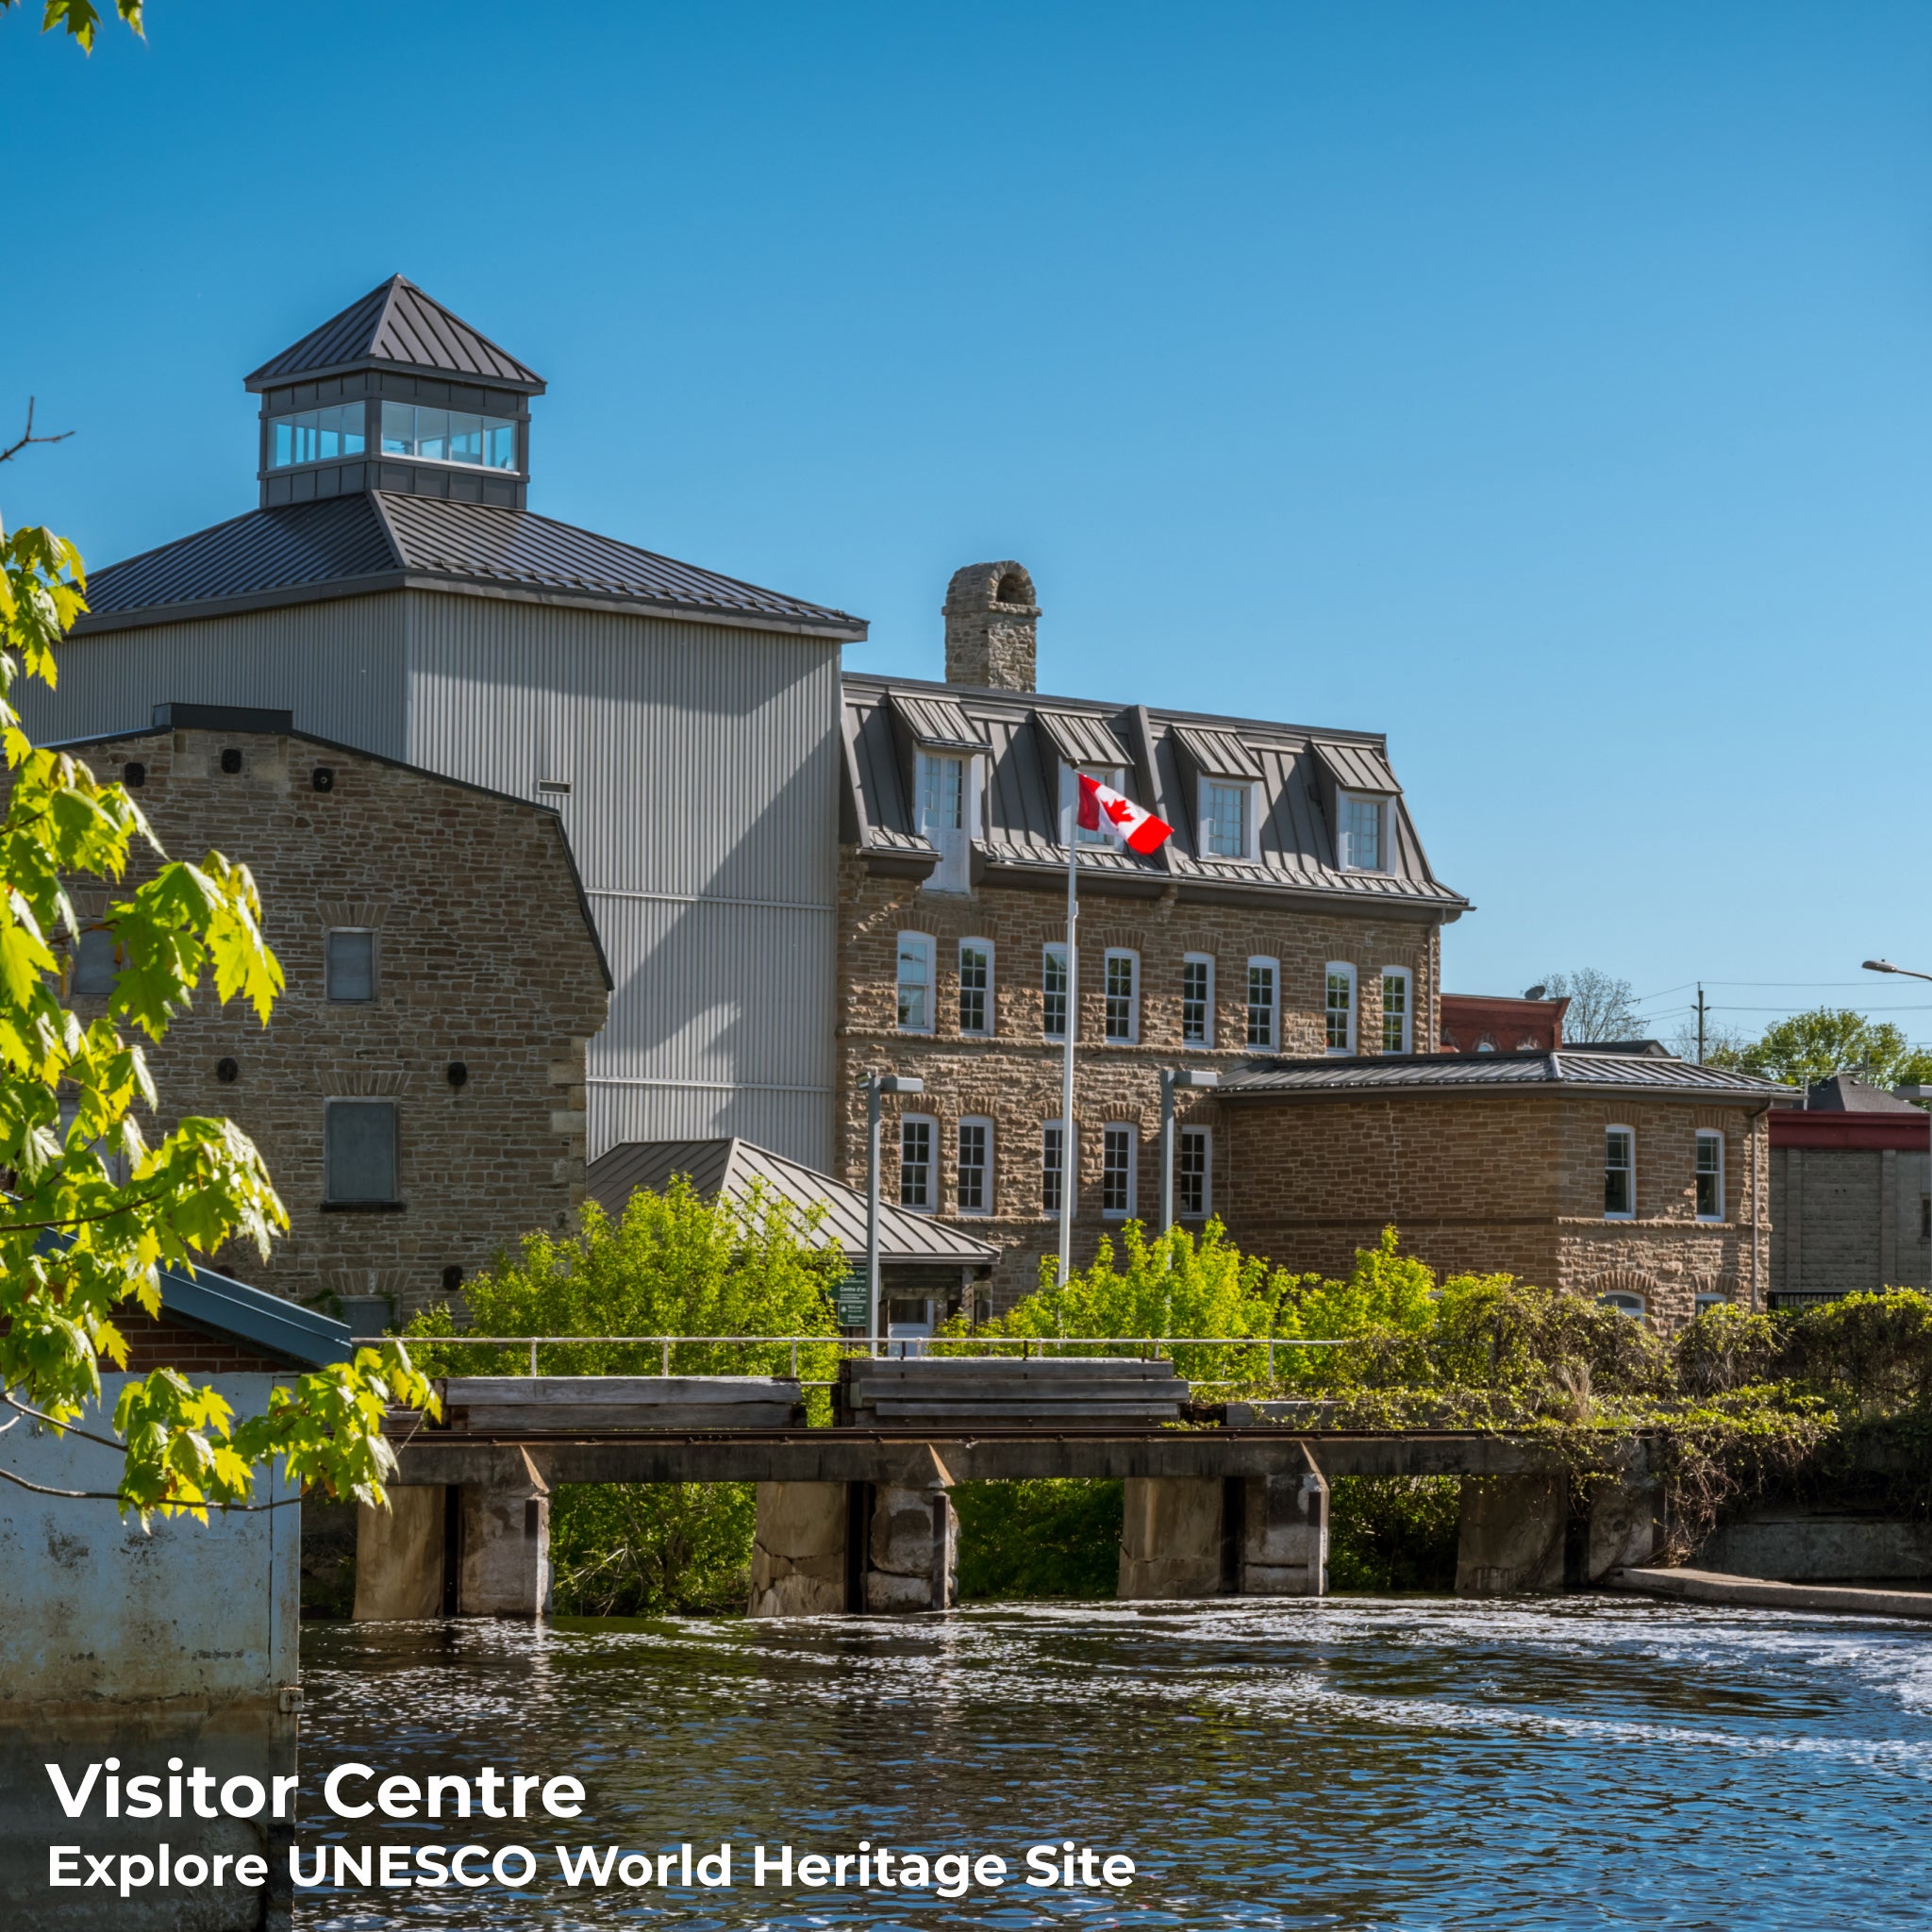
xmin=380 ymin=402 xmax=518 ymax=470
xmin=268 ymin=404 xmax=366 ymax=468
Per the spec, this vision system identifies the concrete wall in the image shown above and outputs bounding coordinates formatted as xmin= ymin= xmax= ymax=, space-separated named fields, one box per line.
xmin=0 ymin=1375 xmax=298 ymax=1723
xmin=1771 ymin=1144 xmax=1932 ymax=1294
xmin=1700 ymin=1507 xmax=1932 ymax=1582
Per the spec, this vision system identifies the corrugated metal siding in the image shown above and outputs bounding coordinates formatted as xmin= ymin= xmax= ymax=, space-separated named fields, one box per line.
xmin=407 ymin=591 xmax=840 ymax=1166
xmin=25 ymin=594 xmax=410 ymax=758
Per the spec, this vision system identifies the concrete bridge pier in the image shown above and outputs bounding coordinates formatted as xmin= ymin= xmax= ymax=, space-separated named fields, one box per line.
xmin=1455 ymin=1474 xmax=1567 ymax=1595
xmin=1119 ymin=1456 xmax=1329 ymax=1600
xmin=748 ymin=1455 xmax=958 ymax=1617
xmin=355 ymin=1450 xmax=553 ymax=1620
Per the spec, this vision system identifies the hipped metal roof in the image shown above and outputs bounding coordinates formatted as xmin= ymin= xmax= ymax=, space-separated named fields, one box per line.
xmin=588 ymin=1138 xmax=1000 ymax=1270
xmin=245 ymin=275 xmax=546 ymax=391
xmin=73 ymin=492 xmax=868 ymax=641
xmin=1216 ymin=1049 xmax=1795 ymax=1103
xmin=841 ymin=673 xmax=1465 ymax=910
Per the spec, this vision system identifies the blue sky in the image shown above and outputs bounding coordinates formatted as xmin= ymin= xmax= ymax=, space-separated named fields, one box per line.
xmin=6 ymin=2 xmax=1930 ymax=1047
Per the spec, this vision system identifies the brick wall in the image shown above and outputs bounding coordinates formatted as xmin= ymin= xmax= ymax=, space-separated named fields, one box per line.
xmin=114 ymin=1310 xmax=298 ymax=1376
xmin=58 ymin=728 xmax=610 ymax=1322
xmin=833 ymin=852 xmax=1445 ymax=1304
xmin=1771 ymin=1144 xmax=1932 ymax=1293
xmin=1212 ymin=1091 xmax=1773 ymax=1326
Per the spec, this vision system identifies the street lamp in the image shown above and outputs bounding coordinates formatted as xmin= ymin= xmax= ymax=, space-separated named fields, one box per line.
xmin=865 ymin=1072 xmax=924 ymax=1353
xmin=1864 ymin=958 xmax=1932 ymax=985
xmin=1158 ymin=1067 xmax=1220 ymax=1233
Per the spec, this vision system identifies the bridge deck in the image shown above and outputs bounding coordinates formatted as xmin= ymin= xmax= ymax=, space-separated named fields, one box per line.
xmin=389 ymin=1427 xmax=1579 ymax=1487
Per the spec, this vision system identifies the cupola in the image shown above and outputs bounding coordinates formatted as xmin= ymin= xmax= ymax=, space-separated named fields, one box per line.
xmin=242 ymin=275 xmax=546 ymax=511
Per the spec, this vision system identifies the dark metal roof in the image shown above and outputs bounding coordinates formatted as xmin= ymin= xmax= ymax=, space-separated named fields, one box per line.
xmin=73 ymin=493 xmax=867 ymax=641
xmin=1217 ymin=1049 xmax=1793 ymax=1102
xmin=841 ymin=674 xmax=1466 ymax=910
xmin=245 ymin=275 xmax=545 ymax=392
xmin=156 ymin=1257 xmax=354 ymax=1368
xmin=587 ymin=1138 xmax=999 ymax=1268
xmin=1804 ymin=1073 xmax=1924 ymax=1113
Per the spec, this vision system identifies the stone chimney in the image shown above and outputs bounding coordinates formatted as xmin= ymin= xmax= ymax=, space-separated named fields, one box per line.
xmin=943 ymin=561 xmax=1039 ymax=691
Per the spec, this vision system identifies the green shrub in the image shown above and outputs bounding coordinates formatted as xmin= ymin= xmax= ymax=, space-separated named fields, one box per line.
xmin=1326 ymin=1476 xmax=1461 ymax=1593
xmin=953 ymin=1480 xmax=1124 ymax=1599
xmin=550 ymin=1482 xmax=756 ymax=1617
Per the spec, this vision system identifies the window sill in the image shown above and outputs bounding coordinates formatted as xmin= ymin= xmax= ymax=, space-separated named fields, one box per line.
xmin=321 ymin=1200 xmax=408 ymax=1213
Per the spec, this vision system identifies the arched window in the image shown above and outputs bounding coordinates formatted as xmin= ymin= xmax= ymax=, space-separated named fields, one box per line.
xmin=1598 ymin=1291 xmax=1646 ymax=1318
xmin=1474 ymin=1033 xmax=1497 ymax=1053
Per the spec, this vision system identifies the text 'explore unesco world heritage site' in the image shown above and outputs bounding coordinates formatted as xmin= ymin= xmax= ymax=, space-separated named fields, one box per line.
xmin=4 ymin=5 xmax=1932 ymax=1930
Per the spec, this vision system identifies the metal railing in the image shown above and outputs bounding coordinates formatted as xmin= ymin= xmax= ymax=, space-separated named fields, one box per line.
xmin=397 ymin=1333 xmax=1354 ymax=1384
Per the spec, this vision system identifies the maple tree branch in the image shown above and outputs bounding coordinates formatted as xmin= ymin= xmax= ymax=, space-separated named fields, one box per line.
xmin=0 ymin=398 xmax=74 ymax=467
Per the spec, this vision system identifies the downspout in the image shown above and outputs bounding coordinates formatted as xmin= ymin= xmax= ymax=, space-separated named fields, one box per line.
xmin=1747 ymin=1099 xmax=1773 ymax=1312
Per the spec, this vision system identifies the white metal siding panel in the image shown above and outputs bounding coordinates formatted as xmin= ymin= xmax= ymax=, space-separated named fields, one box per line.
xmin=23 ymin=595 xmax=410 ymax=758
xmin=404 ymin=590 xmax=840 ymax=1166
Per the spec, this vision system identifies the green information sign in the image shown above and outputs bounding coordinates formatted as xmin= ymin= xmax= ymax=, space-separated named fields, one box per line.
xmin=834 ymin=1269 xmax=872 ymax=1330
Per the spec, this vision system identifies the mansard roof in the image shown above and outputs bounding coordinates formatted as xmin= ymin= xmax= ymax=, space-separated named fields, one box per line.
xmin=71 ymin=493 xmax=867 ymax=641
xmin=840 ymin=672 xmax=1467 ymax=913
xmin=245 ymin=275 xmax=545 ymax=392
xmin=1216 ymin=1049 xmax=1793 ymax=1103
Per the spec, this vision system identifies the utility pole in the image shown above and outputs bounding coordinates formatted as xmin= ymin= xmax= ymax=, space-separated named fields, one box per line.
xmin=1695 ymin=983 xmax=1707 ymax=1064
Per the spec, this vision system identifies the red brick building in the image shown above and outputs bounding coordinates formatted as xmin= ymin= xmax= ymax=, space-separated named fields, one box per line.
xmin=1441 ymin=991 xmax=1568 ymax=1054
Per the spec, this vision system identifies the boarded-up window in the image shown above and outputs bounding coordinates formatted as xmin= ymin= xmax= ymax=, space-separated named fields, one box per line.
xmin=75 ymin=926 xmax=118 ymax=997
xmin=327 ymin=1101 xmax=397 ymax=1203
xmin=327 ymin=929 xmax=376 ymax=1003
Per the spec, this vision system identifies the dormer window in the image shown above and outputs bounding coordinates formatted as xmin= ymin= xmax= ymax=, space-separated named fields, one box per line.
xmin=1062 ymin=763 xmax=1126 ymax=845
xmin=380 ymin=402 xmax=518 ymax=471
xmin=1199 ymin=780 xmax=1255 ymax=860
xmin=268 ymin=404 xmax=366 ymax=468
xmin=1338 ymin=791 xmax=1388 ymax=872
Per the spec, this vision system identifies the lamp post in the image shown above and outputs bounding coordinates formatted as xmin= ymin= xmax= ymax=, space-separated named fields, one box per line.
xmin=1159 ymin=1067 xmax=1221 ymax=1233
xmin=865 ymin=1072 xmax=924 ymax=1354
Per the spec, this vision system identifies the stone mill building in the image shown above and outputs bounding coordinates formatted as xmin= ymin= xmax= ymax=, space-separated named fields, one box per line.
xmin=836 ymin=561 xmax=1473 ymax=1306
xmin=27 ymin=275 xmax=865 ymax=1172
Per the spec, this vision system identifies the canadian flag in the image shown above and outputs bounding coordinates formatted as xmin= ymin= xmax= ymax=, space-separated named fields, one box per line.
xmin=1077 ymin=773 xmax=1174 ymax=855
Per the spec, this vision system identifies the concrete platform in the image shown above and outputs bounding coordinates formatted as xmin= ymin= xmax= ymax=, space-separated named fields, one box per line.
xmin=1614 ymin=1566 xmax=1932 ymax=1621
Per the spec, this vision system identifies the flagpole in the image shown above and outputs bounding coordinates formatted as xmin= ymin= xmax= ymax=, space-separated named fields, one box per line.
xmin=1058 ymin=795 xmax=1077 ymax=1288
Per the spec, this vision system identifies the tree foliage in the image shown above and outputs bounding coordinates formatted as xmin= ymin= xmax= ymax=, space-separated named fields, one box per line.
xmin=1 ymin=0 xmax=142 ymax=52
xmin=405 ymin=1178 xmax=845 ymax=1380
xmin=1706 ymin=1006 xmax=1932 ymax=1092
xmin=1538 ymin=967 xmax=1641 ymax=1042
xmin=0 ymin=522 xmax=432 ymax=1520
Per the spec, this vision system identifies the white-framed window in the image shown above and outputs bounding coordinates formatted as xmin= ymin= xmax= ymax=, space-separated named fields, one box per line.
xmin=1062 ymin=762 xmax=1127 ymax=845
xmin=1177 ymin=1125 xmax=1212 ymax=1220
xmin=1694 ymin=1291 xmax=1730 ymax=1315
xmin=379 ymin=402 xmax=516 ymax=470
xmin=899 ymin=1115 xmax=936 ymax=1211
xmin=1042 ymin=942 xmax=1069 ymax=1041
xmin=269 ymin=401 xmax=369 ymax=468
xmin=1605 ymin=1126 xmax=1635 ymax=1220
xmin=1104 ymin=949 xmax=1140 ymax=1043
xmin=1475 ymin=1033 xmax=1498 ymax=1054
xmin=918 ymin=752 xmax=973 ymax=893
xmin=1324 ymin=962 xmax=1357 ymax=1055
xmin=1695 ymin=1130 xmax=1724 ymax=1221
xmin=325 ymin=1099 xmax=398 ymax=1204
xmin=958 ymin=939 xmax=992 ymax=1036
xmin=1246 ymin=957 xmax=1278 ymax=1049
xmin=896 ymin=933 xmax=935 ymax=1033
xmin=1599 ymin=1291 xmax=1646 ymax=1318
xmin=1338 ymin=791 xmax=1388 ymax=872
xmin=1102 ymin=1124 xmax=1138 ymax=1218
xmin=1380 ymin=967 xmax=1412 ymax=1054
xmin=1041 ymin=1120 xmax=1067 ymax=1214
xmin=326 ymin=927 xmax=377 ymax=1003
xmin=73 ymin=925 xmax=118 ymax=997
xmin=958 ymin=1117 xmax=992 ymax=1216
xmin=1181 ymin=954 xmax=1214 ymax=1046
xmin=1199 ymin=780 xmax=1255 ymax=860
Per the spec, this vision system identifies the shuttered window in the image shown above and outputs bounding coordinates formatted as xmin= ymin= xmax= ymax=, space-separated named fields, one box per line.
xmin=326 ymin=1102 xmax=398 ymax=1204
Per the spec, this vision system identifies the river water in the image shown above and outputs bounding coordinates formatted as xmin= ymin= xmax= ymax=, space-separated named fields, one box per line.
xmin=295 ymin=1596 xmax=1932 ymax=1930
